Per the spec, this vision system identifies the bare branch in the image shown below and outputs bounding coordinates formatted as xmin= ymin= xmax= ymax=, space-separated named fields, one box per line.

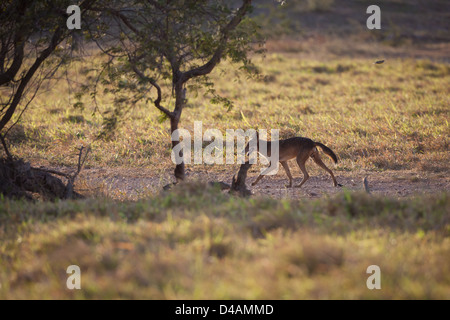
xmin=65 ymin=145 xmax=91 ymax=198
xmin=75 ymin=146 xmax=90 ymax=178
xmin=33 ymin=167 xmax=71 ymax=179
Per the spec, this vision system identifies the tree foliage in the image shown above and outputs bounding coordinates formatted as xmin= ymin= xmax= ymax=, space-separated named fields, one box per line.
xmin=78 ymin=0 xmax=266 ymax=181
xmin=83 ymin=0 xmax=264 ymax=134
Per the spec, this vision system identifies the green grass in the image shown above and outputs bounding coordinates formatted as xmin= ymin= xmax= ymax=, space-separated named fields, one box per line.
xmin=0 ymin=183 xmax=448 ymax=299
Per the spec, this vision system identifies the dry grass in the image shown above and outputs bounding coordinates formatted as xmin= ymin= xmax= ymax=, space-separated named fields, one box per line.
xmin=3 ymin=53 xmax=449 ymax=180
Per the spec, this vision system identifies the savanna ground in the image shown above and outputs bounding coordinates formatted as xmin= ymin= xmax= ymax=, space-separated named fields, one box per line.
xmin=1 ymin=0 xmax=449 ymax=299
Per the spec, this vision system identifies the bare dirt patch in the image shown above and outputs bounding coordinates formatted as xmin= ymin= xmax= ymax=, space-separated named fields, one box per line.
xmin=71 ymin=165 xmax=449 ymax=200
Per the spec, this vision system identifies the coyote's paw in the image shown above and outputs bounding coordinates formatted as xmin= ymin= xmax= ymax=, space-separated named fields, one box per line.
xmin=285 ymin=184 xmax=292 ymax=188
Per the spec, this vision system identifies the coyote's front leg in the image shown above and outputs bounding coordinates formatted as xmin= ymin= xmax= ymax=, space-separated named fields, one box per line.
xmin=251 ymin=161 xmax=277 ymax=186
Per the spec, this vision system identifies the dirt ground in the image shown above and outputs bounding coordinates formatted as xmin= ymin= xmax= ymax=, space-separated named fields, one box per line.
xmin=73 ymin=165 xmax=449 ymax=200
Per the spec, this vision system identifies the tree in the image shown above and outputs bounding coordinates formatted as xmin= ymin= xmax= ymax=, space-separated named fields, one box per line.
xmin=86 ymin=0 xmax=263 ymax=182
xmin=0 ymin=0 xmax=97 ymax=199
xmin=0 ymin=0 xmax=96 ymax=155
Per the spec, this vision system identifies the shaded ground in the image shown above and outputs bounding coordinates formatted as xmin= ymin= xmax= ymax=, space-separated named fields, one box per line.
xmin=69 ymin=165 xmax=450 ymax=200
xmin=262 ymin=0 xmax=450 ymax=62
xmin=292 ymin=0 xmax=450 ymax=42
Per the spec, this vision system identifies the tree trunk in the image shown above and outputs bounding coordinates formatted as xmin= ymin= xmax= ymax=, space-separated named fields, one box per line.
xmin=230 ymin=161 xmax=252 ymax=196
xmin=171 ymin=82 xmax=186 ymax=183
xmin=171 ymin=116 xmax=185 ymax=182
xmin=0 ymin=134 xmax=12 ymax=159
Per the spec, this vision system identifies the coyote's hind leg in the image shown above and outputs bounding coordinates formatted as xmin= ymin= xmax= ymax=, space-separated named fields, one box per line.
xmin=294 ymin=152 xmax=310 ymax=188
xmin=311 ymin=151 xmax=338 ymax=187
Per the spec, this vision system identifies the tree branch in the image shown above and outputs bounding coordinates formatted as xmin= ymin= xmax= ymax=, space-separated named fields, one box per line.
xmin=182 ymin=0 xmax=252 ymax=82
xmin=0 ymin=133 xmax=12 ymax=160
xmin=0 ymin=0 xmax=27 ymax=86
xmin=129 ymin=62 xmax=174 ymax=118
xmin=91 ymin=6 xmax=142 ymax=36
xmin=75 ymin=146 xmax=90 ymax=179
xmin=146 ymin=0 xmax=166 ymax=11
xmin=33 ymin=167 xmax=71 ymax=179
xmin=0 ymin=39 xmax=25 ymax=86
xmin=0 ymin=26 xmax=65 ymax=132
xmin=0 ymin=0 xmax=96 ymax=87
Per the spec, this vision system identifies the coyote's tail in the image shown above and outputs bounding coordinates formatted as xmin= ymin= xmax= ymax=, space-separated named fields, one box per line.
xmin=315 ymin=142 xmax=338 ymax=164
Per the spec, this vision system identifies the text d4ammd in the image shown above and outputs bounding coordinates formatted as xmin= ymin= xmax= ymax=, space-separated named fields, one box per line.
xmin=175 ymin=304 xmax=274 ymax=317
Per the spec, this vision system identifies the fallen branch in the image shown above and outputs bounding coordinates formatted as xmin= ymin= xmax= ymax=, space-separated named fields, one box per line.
xmin=32 ymin=167 xmax=71 ymax=179
xmin=65 ymin=146 xmax=91 ymax=199
xmin=0 ymin=146 xmax=91 ymax=200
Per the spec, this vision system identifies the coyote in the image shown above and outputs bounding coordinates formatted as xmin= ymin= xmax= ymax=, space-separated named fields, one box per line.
xmin=245 ymin=134 xmax=340 ymax=188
